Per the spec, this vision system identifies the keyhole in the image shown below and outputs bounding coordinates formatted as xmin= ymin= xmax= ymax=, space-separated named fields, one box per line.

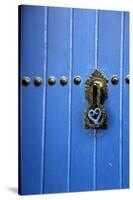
xmin=93 ymin=83 xmax=98 ymax=106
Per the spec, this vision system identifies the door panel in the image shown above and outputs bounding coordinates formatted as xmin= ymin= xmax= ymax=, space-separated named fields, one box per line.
xmin=122 ymin=12 xmax=129 ymax=188
xmin=96 ymin=11 xmax=129 ymax=189
xmin=96 ymin=10 xmax=122 ymax=189
xmin=44 ymin=7 xmax=71 ymax=193
xmin=19 ymin=6 xmax=45 ymax=194
xmin=19 ymin=5 xmax=129 ymax=195
xmin=70 ymin=9 xmax=96 ymax=191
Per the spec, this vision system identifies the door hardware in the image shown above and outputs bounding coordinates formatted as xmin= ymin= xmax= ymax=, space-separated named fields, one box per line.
xmin=48 ymin=76 xmax=56 ymax=85
xmin=125 ymin=75 xmax=129 ymax=84
xmin=84 ymin=69 xmax=108 ymax=129
xmin=111 ymin=75 xmax=119 ymax=85
xmin=34 ymin=77 xmax=42 ymax=86
xmin=60 ymin=76 xmax=68 ymax=86
xmin=74 ymin=76 xmax=81 ymax=85
xmin=22 ymin=76 xmax=31 ymax=86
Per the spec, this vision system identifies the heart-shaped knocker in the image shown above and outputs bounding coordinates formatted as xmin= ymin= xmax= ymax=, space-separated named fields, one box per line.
xmin=88 ymin=107 xmax=101 ymax=125
xmin=84 ymin=69 xmax=108 ymax=129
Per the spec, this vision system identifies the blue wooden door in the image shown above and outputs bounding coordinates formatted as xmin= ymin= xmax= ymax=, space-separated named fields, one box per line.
xmin=19 ymin=5 xmax=129 ymax=195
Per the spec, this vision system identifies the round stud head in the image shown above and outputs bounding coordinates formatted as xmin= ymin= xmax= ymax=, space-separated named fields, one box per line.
xmin=60 ymin=76 xmax=68 ymax=86
xmin=125 ymin=74 xmax=129 ymax=84
xmin=48 ymin=76 xmax=56 ymax=85
xmin=74 ymin=76 xmax=81 ymax=85
xmin=111 ymin=75 xmax=119 ymax=85
xmin=34 ymin=77 xmax=42 ymax=86
xmin=22 ymin=76 xmax=30 ymax=86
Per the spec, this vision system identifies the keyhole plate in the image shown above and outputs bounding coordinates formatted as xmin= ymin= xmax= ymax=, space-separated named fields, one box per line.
xmin=84 ymin=69 xmax=108 ymax=129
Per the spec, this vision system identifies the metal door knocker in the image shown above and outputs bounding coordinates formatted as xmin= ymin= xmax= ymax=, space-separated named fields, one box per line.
xmin=84 ymin=69 xmax=108 ymax=129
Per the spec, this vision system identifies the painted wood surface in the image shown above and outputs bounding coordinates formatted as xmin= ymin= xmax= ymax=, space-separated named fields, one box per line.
xmin=19 ymin=5 xmax=129 ymax=195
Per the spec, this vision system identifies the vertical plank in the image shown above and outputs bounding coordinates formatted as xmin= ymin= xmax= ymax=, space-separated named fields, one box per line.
xmin=44 ymin=7 xmax=71 ymax=193
xmin=70 ymin=9 xmax=96 ymax=192
xmin=19 ymin=5 xmax=45 ymax=194
xmin=67 ymin=8 xmax=73 ymax=192
xmin=122 ymin=12 xmax=129 ymax=188
xmin=93 ymin=10 xmax=99 ymax=190
xmin=119 ymin=12 xmax=124 ymax=188
xmin=96 ymin=10 xmax=122 ymax=189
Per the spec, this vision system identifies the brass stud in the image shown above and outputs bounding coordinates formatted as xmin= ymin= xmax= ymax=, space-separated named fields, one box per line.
xmin=34 ymin=77 xmax=42 ymax=86
xmin=22 ymin=76 xmax=30 ymax=86
xmin=60 ymin=76 xmax=68 ymax=86
xmin=125 ymin=74 xmax=129 ymax=84
xmin=111 ymin=75 xmax=119 ymax=85
xmin=74 ymin=76 xmax=81 ymax=85
xmin=48 ymin=76 xmax=56 ymax=85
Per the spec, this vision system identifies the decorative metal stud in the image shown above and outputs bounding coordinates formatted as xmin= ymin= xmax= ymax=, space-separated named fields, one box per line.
xmin=22 ymin=76 xmax=30 ymax=86
xmin=74 ymin=76 xmax=81 ymax=85
xmin=48 ymin=76 xmax=56 ymax=85
xmin=34 ymin=77 xmax=42 ymax=86
xmin=84 ymin=69 xmax=108 ymax=129
xmin=125 ymin=74 xmax=129 ymax=84
xmin=60 ymin=76 xmax=68 ymax=86
xmin=111 ymin=75 xmax=119 ymax=85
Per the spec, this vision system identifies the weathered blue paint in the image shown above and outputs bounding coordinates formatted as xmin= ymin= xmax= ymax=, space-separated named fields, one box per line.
xmin=19 ymin=5 xmax=129 ymax=195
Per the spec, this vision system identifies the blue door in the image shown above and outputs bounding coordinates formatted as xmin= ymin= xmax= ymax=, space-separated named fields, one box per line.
xmin=19 ymin=5 xmax=129 ymax=195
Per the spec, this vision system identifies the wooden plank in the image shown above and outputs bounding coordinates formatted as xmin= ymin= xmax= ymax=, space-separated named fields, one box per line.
xmin=19 ymin=5 xmax=46 ymax=194
xmin=44 ymin=7 xmax=71 ymax=193
xmin=122 ymin=12 xmax=129 ymax=188
xmin=70 ymin=9 xmax=96 ymax=192
xmin=96 ymin=10 xmax=122 ymax=189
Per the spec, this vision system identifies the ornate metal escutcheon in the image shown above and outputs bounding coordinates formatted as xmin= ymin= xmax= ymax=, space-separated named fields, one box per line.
xmin=84 ymin=69 xmax=108 ymax=129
